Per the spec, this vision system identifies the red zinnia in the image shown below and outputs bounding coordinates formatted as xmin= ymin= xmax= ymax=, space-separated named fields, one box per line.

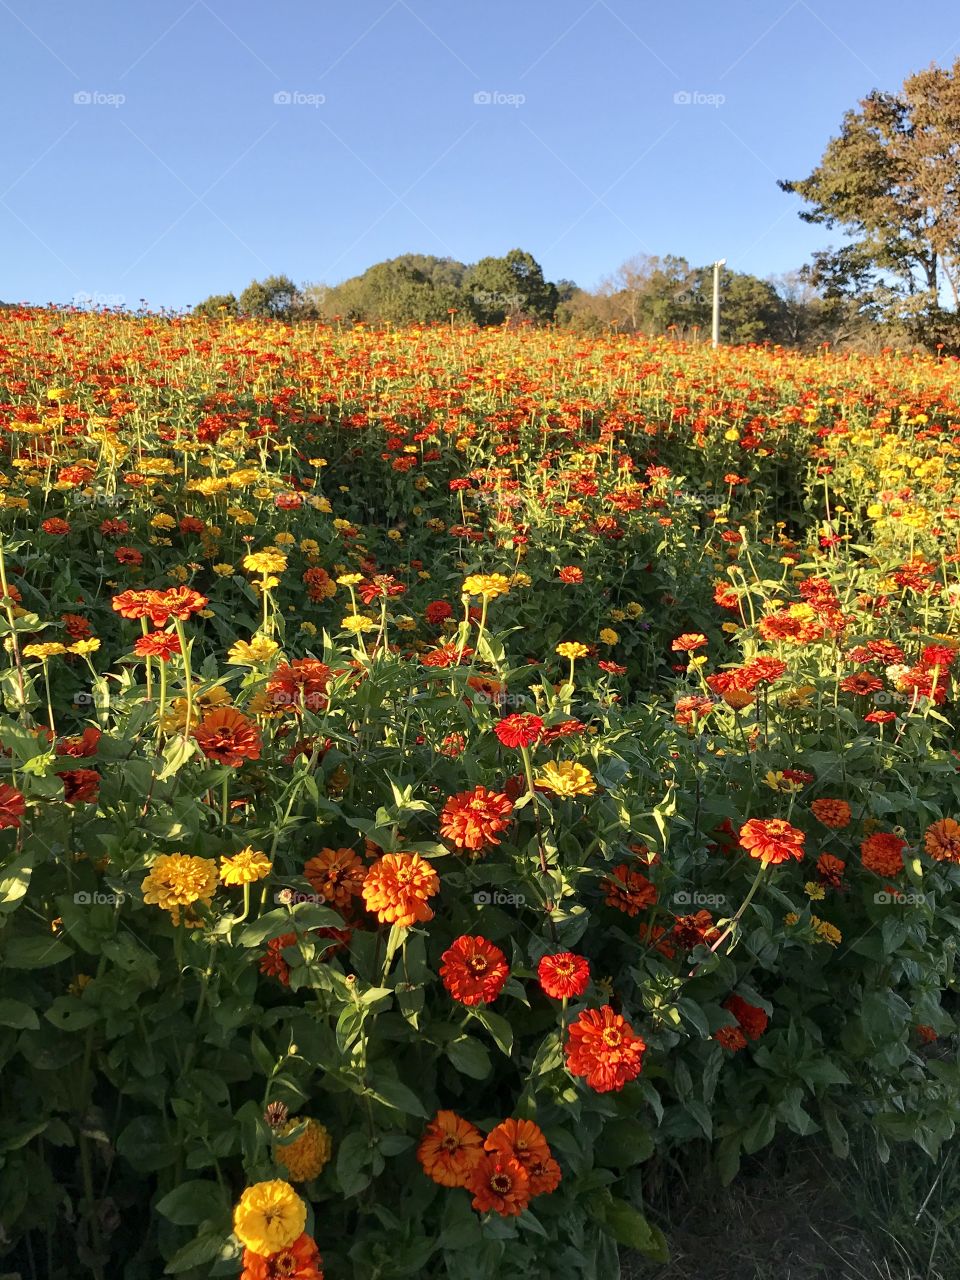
xmin=537 ymin=951 xmax=590 ymax=999
xmin=723 ymin=993 xmax=768 ymax=1041
xmin=134 ymin=629 xmax=181 ymax=661
xmin=493 ymin=713 xmax=544 ymax=749
xmin=0 ymin=783 xmax=26 ymax=828
xmin=601 ymin=864 xmax=657 ymax=915
xmin=61 ymin=769 xmax=100 ymax=804
xmin=440 ymin=935 xmax=509 ymax=1006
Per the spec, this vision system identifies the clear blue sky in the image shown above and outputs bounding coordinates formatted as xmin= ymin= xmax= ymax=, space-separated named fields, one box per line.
xmin=3 ymin=0 xmax=960 ymax=310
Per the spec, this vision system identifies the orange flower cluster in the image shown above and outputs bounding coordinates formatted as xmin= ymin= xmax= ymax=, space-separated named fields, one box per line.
xmin=417 ymin=1112 xmax=560 ymax=1217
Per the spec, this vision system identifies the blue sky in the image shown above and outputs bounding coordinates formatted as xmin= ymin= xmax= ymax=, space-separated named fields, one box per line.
xmin=3 ymin=0 xmax=960 ymax=310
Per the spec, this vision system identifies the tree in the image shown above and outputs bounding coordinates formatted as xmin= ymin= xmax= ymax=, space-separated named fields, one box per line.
xmin=238 ymin=275 xmax=301 ymax=319
xmin=711 ymin=272 xmax=784 ymax=344
xmin=316 ymin=257 xmax=467 ymax=324
xmin=780 ymin=58 xmax=960 ymax=345
xmin=464 ymin=250 xmax=558 ymax=323
xmin=193 ymin=293 xmax=237 ymax=317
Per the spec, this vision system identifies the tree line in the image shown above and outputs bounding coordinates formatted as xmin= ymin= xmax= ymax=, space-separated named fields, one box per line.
xmin=194 ymin=253 xmax=873 ymax=350
xmin=194 ymin=54 xmax=960 ymax=352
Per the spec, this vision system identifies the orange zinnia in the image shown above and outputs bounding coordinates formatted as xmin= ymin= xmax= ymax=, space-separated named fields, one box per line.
xmin=266 ymin=660 xmax=332 ymax=713
xmin=816 ymin=853 xmax=846 ymax=888
xmin=111 ymin=588 xmax=153 ymax=620
xmin=810 ymin=798 xmax=852 ymax=829
xmin=861 ymin=832 xmax=906 ymax=877
xmin=303 ymin=848 xmax=365 ymax=910
xmin=417 ymin=1111 xmax=484 ymax=1187
xmin=240 ymin=1233 xmax=323 ymax=1280
xmin=361 ymin=853 xmax=439 ymax=927
xmin=738 ymin=818 xmax=805 ymax=865
xmin=145 ymin=586 xmax=208 ymax=626
xmin=467 ymin=1152 xmax=530 ymax=1217
xmin=565 ymin=1005 xmax=646 ymax=1093
xmin=439 ymin=786 xmax=513 ymax=853
xmin=924 ymin=818 xmax=960 ymax=864
xmin=193 ymin=706 xmax=261 ymax=767
xmin=484 ymin=1119 xmax=560 ymax=1199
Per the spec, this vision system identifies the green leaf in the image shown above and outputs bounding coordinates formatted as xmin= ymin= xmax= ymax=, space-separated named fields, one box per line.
xmin=164 ymin=1226 xmax=227 ymax=1274
xmin=3 ymin=935 xmax=73 ymax=968
xmin=116 ymin=1116 xmax=178 ymax=1174
xmin=595 ymin=1117 xmax=655 ymax=1169
xmin=337 ymin=1130 xmax=373 ymax=1197
xmin=716 ymin=1134 xmax=741 ymax=1186
xmin=0 ymin=854 xmax=32 ymax=913
xmin=820 ymin=1100 xmax=849 ymax=1159
xmin=446 ymin=1035 xmax=492 ymax=1080
xmin=0 ymin=1120 xmax=49 ymax=1152
xmin=365 ymin=1076 xmax=427 ymax=1117
xmin=44 ymin=997 xmax=99 ymax=1032
xmin=528 ymin=1030 xmax=562 ymax=1080
xmin=156 ymin=734 xmax=197 ymax=781
xmin=236 ymin=903 xmax=342 ymax=947
xmin=602 ymin=1197 xmax=669 ymax=1262
xmin=470 ymin=1008 xmax=514 ymax=1056
xmin=0 ymin=998 xmax=38 ymax=1029
xmin=156 ymin=1180 xmax=229 ymax=1227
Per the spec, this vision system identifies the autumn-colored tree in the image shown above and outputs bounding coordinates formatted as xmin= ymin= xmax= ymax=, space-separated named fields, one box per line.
xmin=781 ymin=59 xmax=960 ymax=345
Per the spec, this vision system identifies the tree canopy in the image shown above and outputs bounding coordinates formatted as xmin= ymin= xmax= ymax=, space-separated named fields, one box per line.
xmin=781 ymin=57 xmax=960 ymax=346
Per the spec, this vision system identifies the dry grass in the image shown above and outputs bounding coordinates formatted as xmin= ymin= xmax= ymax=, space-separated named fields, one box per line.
xmin=620 ymin=1138 xmax=960 ymax=1280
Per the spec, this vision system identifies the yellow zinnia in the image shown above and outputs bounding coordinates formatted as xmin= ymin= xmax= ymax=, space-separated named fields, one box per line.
xmin=462 ymin=573 xmax=511 ymax=599
xmin=232 ymin=1180 xmax=306 ymax=1255
xmin=227 ymin=635 xmax=280 ymax=666
xmin=556 ymin=642 xmax=589 ymax=660
xmin=536 ymin=760 xmax=596 ymax=797
xmin=220 ymin=847 xmax=272 ymax=885
xmin=243 ymin=550 xmax=287 ymax=576
xmin=141 ymin=854 xmax=218 ymax=924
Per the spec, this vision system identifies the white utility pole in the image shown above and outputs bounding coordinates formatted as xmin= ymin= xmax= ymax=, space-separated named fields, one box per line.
xmin=711 ymin=258 xmax=725 ymax=348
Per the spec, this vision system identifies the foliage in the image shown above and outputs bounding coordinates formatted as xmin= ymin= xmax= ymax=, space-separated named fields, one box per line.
xmin=237 ymin=275 xmax=302 ymax=320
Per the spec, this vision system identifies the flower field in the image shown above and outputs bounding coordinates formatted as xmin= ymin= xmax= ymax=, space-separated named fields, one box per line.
xmin=2 ymin=309 xmax=960 ymax=1279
